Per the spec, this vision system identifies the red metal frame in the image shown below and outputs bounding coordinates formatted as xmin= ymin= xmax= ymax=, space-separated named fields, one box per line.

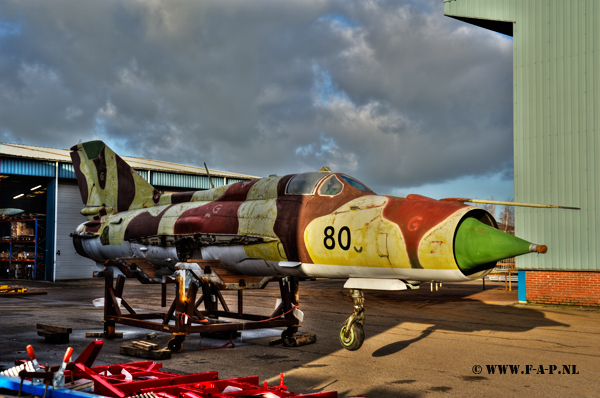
xmin=12 ymin=342 xmax=345 ymax=398
xmin=73 ymin=360 xmax=337 ymax=398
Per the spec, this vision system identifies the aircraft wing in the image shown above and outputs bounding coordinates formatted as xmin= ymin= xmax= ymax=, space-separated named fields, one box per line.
xmin=440 ymin=198 xmax=580 ymax=210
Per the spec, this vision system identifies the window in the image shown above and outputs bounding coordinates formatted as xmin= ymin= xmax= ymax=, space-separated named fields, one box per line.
xmin=319 ymin=175 xmax=343 ymax=196
xmin=340 ymin=175 xmax=371 ymax=192
xmin=286 ymin=172 xmax=330 ymax=195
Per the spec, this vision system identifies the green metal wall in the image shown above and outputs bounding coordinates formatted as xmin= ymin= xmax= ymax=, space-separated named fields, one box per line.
xmin=445 ymin=0 xmax=600 ymax=271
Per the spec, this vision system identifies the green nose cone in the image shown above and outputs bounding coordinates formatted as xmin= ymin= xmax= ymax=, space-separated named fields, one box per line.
xmin=454 ymin=217 xmax=545 ymax=274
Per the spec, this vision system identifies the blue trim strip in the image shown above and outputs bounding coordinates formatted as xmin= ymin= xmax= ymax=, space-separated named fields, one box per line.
xmin=59 ymin=163 xmax=77 ymax=179
xmin=0 ymin=158 xmax=56 ymax=177
xmin=0 ymin=375 xmax=107 ymax=398
xmin=518 ymin=270 xmax=526 ymax=302
xmin=45 ymin=179 xmax=56 ymax=281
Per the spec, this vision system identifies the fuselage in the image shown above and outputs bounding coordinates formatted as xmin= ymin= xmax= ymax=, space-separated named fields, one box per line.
xmin=73 ymin=172 xmax=497 ymax=283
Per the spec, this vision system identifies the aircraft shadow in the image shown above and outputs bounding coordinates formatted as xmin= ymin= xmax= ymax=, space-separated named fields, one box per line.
xmin=371 ymin=325 xmax=438 ymax=357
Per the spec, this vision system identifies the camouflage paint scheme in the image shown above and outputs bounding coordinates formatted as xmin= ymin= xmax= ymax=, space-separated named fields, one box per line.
xmin=70 ymin=141 xmax=500 ymax=284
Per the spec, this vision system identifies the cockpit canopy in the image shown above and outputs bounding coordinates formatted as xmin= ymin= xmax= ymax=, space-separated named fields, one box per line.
xmin=285 ymin=172 xmax=373 ymax=196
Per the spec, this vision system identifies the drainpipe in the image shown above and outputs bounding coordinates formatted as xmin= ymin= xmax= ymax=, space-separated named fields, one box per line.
xmin=53 ymin=162 xmax=58 ymax=282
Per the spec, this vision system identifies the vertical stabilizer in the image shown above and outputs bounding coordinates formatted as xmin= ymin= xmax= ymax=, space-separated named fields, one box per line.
xmin=70 ymin=141 xmax=160 ymax=216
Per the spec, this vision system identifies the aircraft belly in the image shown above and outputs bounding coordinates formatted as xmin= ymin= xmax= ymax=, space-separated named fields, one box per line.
xmin=201 ymin=245 xmax=276 ymax=276
xmin=79 ymin=237 xmax=178 ymax=269
xmin=299 ymin=263 xmax=471 ymax=282
xmin=201 ymin=246 xmax=305 ymax=277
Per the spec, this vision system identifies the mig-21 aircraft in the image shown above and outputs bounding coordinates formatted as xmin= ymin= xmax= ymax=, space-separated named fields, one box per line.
xmin=0 ymin=208 xmax=24 ymax=218
xmin=70 ymin=141 xmax=571 ymax=350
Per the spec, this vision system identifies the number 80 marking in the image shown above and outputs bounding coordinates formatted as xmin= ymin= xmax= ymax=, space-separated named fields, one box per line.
xmin=324 ymin=226 xmax=351 ymax=251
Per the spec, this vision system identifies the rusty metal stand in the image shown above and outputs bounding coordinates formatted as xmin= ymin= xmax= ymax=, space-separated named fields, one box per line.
xmin=95 ymin=261 xmax=301 ymax=352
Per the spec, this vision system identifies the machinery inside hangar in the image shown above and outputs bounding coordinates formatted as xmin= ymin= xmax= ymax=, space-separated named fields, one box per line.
xmin=0 ymin=175 xmax=48 ymax=279
xmin=0 ymin=142 xmax=255 ymax=282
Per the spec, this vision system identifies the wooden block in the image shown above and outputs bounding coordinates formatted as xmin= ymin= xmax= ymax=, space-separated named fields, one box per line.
xmin=132 ymin=341 xmax=159 ymax=351
xmin=36 ymin=324 xmax=72 ymax=334
xmin=146 ymin=332 xmax=157 ymax=339
xmin=119 ymin=345 xmax=171 ymax=360
xmin=283 ymin=334 xmax=317 ymax=347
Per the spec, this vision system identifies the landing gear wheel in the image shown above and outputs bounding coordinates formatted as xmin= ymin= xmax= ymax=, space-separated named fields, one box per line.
xmin=167 ymin=337 xmax=185 ymax=353
xmin=339 ymin=321 xmax=364 ymax=351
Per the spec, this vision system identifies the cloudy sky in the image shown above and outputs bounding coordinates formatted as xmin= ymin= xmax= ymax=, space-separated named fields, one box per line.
xmin=0 ymin=0 xmax=514 ymax=200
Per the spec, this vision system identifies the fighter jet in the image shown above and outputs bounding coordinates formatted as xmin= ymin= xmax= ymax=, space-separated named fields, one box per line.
xmin=0 ymin=208 xmax=24 ymax=218
xmin=70 ymin=141 xmax=568 ymax=350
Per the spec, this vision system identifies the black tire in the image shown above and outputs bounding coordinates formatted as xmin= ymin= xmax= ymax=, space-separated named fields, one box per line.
xmin=281 ymin=326 xmax=298 ymax=340
xmin=167 ymin=337 xmax=183 ymax=353
xmin=104 ymin=324 xmax=115 ymax=338
xmin=339 ymin=321 xmax=364 ymax=351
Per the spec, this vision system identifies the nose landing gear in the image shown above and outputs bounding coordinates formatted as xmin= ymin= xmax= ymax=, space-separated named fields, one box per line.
xmin=339 ymin=289 xmax=365 ymax=351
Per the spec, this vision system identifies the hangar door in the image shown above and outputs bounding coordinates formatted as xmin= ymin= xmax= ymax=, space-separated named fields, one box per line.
xmin=55 ymin=181 xmax=97 ymax=280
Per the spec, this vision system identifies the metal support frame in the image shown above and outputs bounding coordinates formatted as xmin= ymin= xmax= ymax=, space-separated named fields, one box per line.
xmin=96 ymin=266 xmax=300 ymax=341
xmin=1 ymin=339 xmax=335 ymax=398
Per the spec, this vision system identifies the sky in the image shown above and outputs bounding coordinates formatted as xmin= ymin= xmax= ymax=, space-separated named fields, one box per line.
xmin=0 ymin=0 xmax=515 ymax=201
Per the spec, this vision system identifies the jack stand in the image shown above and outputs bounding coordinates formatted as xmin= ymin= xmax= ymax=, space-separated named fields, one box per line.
xmin=95 ymin=261 xmax=305 ymax=353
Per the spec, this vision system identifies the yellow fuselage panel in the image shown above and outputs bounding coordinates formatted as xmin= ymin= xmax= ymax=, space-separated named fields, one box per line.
xmin=416 ymin=207 xmax=471 ymax=270
xmin=237 ymin=199 xmax=278 ymax=238
xmin=304 ymin=196 xmax=410 ymax=268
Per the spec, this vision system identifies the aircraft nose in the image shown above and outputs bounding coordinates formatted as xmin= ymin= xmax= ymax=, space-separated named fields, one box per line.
xmin=454 ymin=217 xmax=546 ymax=275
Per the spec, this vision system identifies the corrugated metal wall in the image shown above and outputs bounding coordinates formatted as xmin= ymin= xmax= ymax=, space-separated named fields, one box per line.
xmin=151 ymin=171 xmax=225 ymax=189
xmin=0 ymin=158 xmax=56 ymax=177
xmin=58 ymin=163 xmax=76 ymax=179
xmin=226 ymin=178 xmax=247 ymax=185
xmin=135 ymin=169 xmax=149 ymax=181
xmin=445 ymin=0 xmax=600 ymax=271
xmin=1 ymin=158 xmax=249 ymax=189
xmin=54 ymin=181 xmax=97 ymax=280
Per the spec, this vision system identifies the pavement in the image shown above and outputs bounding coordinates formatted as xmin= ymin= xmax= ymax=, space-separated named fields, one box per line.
xmin=0 ymin=277 xmax=599 ymax=397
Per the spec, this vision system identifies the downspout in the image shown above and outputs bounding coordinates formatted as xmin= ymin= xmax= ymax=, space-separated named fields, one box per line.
xmin=53 ymin=161 xmax=58 ymax=282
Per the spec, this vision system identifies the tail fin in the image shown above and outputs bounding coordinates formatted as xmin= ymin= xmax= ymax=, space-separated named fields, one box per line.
xmin=70 ymin=141 xmax=160 ymax=216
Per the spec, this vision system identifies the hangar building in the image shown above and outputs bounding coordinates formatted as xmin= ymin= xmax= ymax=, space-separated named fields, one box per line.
xmin=0 ymin=142 xmax=255 ymax=281
xmin=445 ymin=0 xmax=600 ymax=306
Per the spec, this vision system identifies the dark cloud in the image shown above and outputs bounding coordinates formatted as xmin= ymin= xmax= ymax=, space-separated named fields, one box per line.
xmin=0 ymin=0 xmax=513 ymax=193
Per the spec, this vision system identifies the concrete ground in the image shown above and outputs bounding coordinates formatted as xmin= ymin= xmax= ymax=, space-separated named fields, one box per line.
xmin=1 ymin=277 xmax=599 ymax=397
